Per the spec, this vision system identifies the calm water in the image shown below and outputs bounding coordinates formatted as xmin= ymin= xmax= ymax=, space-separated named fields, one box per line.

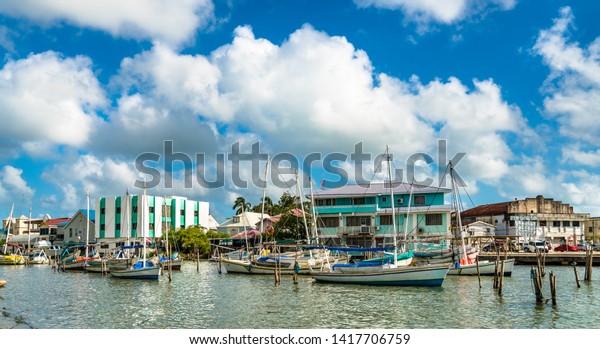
xmin=1 ymin=262 xmax=599 ymax=329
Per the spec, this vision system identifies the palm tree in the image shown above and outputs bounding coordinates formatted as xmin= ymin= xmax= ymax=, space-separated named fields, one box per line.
xmin=232 ymin=196 xmax=252 ymax=215
xmin=253 ymin=196 xmax=274 ymax=215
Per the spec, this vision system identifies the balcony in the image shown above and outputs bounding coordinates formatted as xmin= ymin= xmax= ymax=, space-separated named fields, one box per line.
xmin=337 ymin=226 xmax=376 ymax=236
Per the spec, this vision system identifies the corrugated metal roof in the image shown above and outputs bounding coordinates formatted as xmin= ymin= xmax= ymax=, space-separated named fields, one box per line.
xmin=314 ymin=182 xmax=451 ymax=198
xmin=460 ymin=202 xmax=511 ymax=217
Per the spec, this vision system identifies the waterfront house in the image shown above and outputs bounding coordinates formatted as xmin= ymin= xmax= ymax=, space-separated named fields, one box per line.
xmin=95 ymin=195 xmax=210 ymax=252
xmin=460 ymin=195 xmax=589 ymax=246
xmin=312 ymin=182 xmax=452 ymax=247
xmin=217 ymin=211 xmax=269 ymax=236
xmin=62 ymin=209 xmax=96 ymax=245
xmin=584 ymin=217 xmax=600 ymax=244
xmin=1 ymin=214 xmax=48 ymax=236
xmin=39 ymin=217 xmax=70 ymax=244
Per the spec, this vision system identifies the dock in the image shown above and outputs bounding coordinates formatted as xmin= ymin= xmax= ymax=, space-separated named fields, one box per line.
xmin=479 ymin=251 xmax=598 ymax=266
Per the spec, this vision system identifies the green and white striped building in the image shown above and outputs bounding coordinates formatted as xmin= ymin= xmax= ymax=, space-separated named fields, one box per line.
xmin=95 ymin=195 xmax=210 ymax=243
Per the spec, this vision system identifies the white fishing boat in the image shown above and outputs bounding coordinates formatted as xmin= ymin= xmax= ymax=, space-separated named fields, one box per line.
xmin=27 ymin=249 xmax=49 ymax=265
xmin=110 ymin=187 xmax=161 ymax=280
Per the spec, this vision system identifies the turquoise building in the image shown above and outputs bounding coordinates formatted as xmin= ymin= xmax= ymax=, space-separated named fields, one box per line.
xmin=313 ymin=182 xmax=452 ymax=247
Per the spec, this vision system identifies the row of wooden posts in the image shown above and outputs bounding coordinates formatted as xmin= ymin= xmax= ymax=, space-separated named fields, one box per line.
xmin=531 ymin=248 xmax=594 ymax=305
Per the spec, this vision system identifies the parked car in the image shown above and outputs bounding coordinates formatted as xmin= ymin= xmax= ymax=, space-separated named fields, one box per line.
xmin=576 ymin=244 xmax=588 ymax=251
xmin=526 ymin=241 xmax=549 ymax=253
xmin=592 ymin=244 xmax=600 ymax=252
xmin=554 ymin=244 xmax=579 ymax=252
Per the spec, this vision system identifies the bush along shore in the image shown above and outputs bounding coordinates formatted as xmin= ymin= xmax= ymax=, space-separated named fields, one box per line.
xmin=1 ymin=307 xmax=33 ymax=329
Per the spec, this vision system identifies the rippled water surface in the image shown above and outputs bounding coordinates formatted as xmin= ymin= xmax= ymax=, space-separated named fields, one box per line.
xmin=1 ymin=262 xmax=599 ymax=329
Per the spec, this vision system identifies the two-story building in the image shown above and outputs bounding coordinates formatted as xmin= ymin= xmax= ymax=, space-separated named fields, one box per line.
xmin=312 ymin=182 xmax=452 ymax=248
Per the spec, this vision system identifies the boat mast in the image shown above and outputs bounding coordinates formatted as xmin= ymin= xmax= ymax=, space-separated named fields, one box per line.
xmin=402 ymin=181 xmax=414 ymax=253
xmin=387 ymin=146 xmax=398 ymax=267
xmin=309 ymin=177 xmax=320 ymax=245
xmin=259 ymin=156 xmax=269 ymax=246
xmin=142 ymin=184 xmax=147 ymax=266
xmin=296 ymin=171 xmax=312 ymax=258
xmin=3 ymin=204 xmax=14 ymax=254
xmin=450 ymin=162 xmax=468 ymax=264
xmin=85 ymin=188 xmax=90 ymax=261
xmin=27 ymin=206 xmax=31 ymax=253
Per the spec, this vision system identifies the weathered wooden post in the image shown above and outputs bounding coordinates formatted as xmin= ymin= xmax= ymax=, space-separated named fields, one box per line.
xmin=549 ymin=271 xmax=557 ymax=306
xmin=498 ymin=258 xmax=506 ymax=295
xmin=475 ymin=255 xmax=482 ymax=289
xmin=573 ymin=264 xmax=581 ymax=288
xmin=196 ymin=250 xmax=200 ymax=273
xmin=531 ymin=266 xmax=544 ymax=304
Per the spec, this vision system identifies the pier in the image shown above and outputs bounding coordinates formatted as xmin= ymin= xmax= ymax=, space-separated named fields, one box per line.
xmin=479 ymin=251 xmax=597 ymax=266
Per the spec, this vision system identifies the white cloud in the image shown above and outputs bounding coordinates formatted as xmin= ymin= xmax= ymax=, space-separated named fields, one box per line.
xmin=0 ymin=0 xmax=215 ymax=47
xmin=354 ymin=0 xmax=516 ymax=27
xmin=0 ymin=51 xmax=106 ymax=156
xmin=534 ymin=6 xmax=600 ymax=146
xmin=0 ymin=166 xmax=35 ymax=215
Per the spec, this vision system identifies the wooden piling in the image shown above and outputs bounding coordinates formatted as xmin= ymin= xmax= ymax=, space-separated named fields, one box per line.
xmin=196 ymin=251 xmax=200 ymax=273
xmin=493 ymin=250 xmax=500 ymax=289
xmin=167 ymin=245 xmax=172 ymax=283
xmin=498 ymin=259 xmax=506 ymax=295
xmin=550 ymin=271 xmax=557 ymax=306
xmin=218 ymin=249 xmax=223 ymax=274
xmin=475 ymin=255 xmax=481 ymax=289
xmin=584 ymin=248 xmax=593 ymax=281
xmin=531 ymin=266 xmax=544 ymax=304
xmin=573 ymin=264 xmax=581 ymax=288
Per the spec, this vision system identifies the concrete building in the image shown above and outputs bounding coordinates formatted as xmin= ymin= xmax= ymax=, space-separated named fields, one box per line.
xmin=39 ymin=218 xmax=70 ymax=244
xmin=2 ymin=214 xmax=48 ymax=236
xmin=313 ymin=182 xmax=452 ymax=247
xmin=584 ymin=217 xmax=600 ymax=244
xmin=461 ymin=195 xmax=589 ymax=246
xmin=95 ymin=194 xmax=210 ymax=243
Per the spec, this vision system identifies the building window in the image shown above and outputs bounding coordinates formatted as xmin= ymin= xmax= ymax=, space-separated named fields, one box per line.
xmin=380 ymin=215 xmax=392 ymax=225
xmin=100 ymin=208 xmax=105 ymax=214
xmin=180 ymin=209 xmax=185 ymax=215
xmin=132 ymin=223 xmax=137 ymax=230
xmin=116 ymin=207 xmax=121 ymax=214
xmin=539 ymin=220 xmax=547 ymax=227
xmin=232 ymin=217 xmax=240 ymax=223
xmin=194 ymin=210 xmax=199 ymax=217
xmin=590 ymin=227 xmax=594 ymax=233
xmin=396 ymin=198 xmax=404 ymax=205
xmin=414 ymin=195 xmax=426 ymax=205
xmin=351 ymin=197 xmax=366 ymax=205
xmin=425 ymin=214 xmax=442 ymax=226
xmin=563 ymin=221 xmax=571 ymax=227
xmin=316 ymin=199 xmax=336 ymax=206
xmin=149 ymin=223 xmax=154 ymax=230
xmin=115 ymin=224 xmax=120 ymax=230
xmin=133 ymin=206 xmax=138 ymax=213
xmin=553 ymin=221 xmax=560 ymax=227
xmin=149 ymin=207 xmax=154 ymax=214
xmin=317 ymin=217 xmax=339 ymax=228
xmin=509 ymin=220 xmax=515 ymax=227
xmin=346 ymin=216 xmax=371 ymax=227
xmin=573 ymin=221 xmax=580 ymax=227
xmin=163 ymin=205 xmax=171 ymax=217
xmin=180 ymin=225 xmax=185 ymax=229
xmin=381 ymin=197 xmax=387 ymax=202
xmin=100 ymin=224 xmax=105 ymax=230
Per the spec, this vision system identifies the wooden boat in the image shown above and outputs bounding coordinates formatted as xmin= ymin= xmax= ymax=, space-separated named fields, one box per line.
xmin=0 ymin=279 xmax=6 ymax=288
xmin=27 ymin=249 xmax=49 ymax=265
xmin=310 ymin=263 xmax=450 ymax=286
xmin=160 ymin=256 xmax=182 ymax=271
xmin=332 ymin=250 xmax=413 ymax=273
xmin=447 ymin=258 xmax=514 ymax=276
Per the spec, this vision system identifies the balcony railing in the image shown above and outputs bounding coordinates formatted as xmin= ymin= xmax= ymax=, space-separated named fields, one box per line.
xmin=337 ymin=226 xmax=376 ymax=235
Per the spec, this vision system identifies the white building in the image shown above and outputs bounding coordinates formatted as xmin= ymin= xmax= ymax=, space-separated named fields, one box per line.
xmin=95 ymin=194 xmax=210 ymax=242
xmin=217 ymin=211 xmax=268 ymax=236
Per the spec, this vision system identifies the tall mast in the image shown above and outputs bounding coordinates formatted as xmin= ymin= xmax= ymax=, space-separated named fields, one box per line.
xmin=296 ymin=171 xmax=310 ymax=243
xmin=309 ymin=177 xmax=320 ymax=245
xmin=450 ymin=162 xmax=468 ymax=264
xmin=402 ymin=181 xmax=414 ymax=253
xmin=27 ymin=206 xmax=32 ymax=252
xmin=142 ymin=184 xmax=147 ymax=266
xmin=85 ymin=188 xmax=90 ymax=260
xmin=259 ymin=156 xmax=269 ymax=245
xmin=3 ymin=204 xmax=14 ymax=254
xmin=387 ymin=146 xmax=398 ymax=267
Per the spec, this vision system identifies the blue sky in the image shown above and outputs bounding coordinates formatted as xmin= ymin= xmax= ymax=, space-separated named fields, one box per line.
xmin=1 ymin=0 xmax=599 ymax=223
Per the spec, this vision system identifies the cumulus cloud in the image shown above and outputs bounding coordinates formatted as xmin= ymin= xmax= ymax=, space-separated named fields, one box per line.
xmin=0 ymin=166 xmax=35 ymax=215
xmin=0 ymin=0 xmax=215 ymax=47
xmin=114 ymin=25 xmax=528 ymax=194
xmin=0 ymin=51 xmax=106 ymax=157
xmin=534 ymin=6 xmax=600 ymax=146
xmin=354 ymin=0 xmax=516 ymax=29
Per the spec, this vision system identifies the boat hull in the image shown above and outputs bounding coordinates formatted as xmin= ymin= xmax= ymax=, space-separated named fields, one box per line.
xmin=110 ymin=266 xmax=161 ymax=280
xmin=310 ymin=263 xmax=451 ymax=287
xmin=447 ymin=259 xmax=514 ymax=276
xmin=222 ymin=258 xmax=297 ymax=275
xmin=0 ymin=255 xmax=25 ymax=265
xmin=161 ymin=258 xmax=182 ymax=271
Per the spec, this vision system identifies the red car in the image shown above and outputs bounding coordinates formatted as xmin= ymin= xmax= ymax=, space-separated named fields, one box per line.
xmin=554 ymin=245 xmax=579 ymax=252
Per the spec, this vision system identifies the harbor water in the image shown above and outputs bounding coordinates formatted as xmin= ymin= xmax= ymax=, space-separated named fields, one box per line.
xmin=1 ymin=262 xmax=599 ymax=329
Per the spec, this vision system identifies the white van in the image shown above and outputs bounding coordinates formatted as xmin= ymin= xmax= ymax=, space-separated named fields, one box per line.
xmin=526 ymin=241 xmax=548 ymax=253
